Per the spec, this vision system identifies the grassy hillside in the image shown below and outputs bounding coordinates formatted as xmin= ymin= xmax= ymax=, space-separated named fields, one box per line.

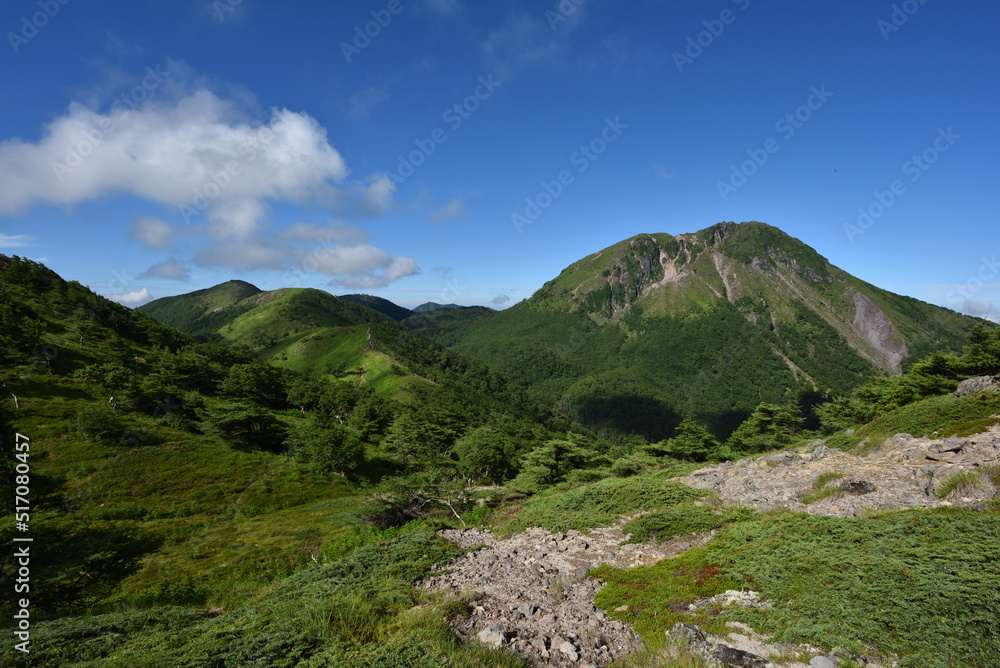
xmin=0 ymin=255 xmax=553 ymax=666
xmin=139 ymin=280 xmax=262 ymax=340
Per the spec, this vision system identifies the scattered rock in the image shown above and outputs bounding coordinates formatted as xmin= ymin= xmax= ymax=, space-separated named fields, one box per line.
xmin=954 ymin=375 xmax=1000 ymax=397
xmin=477 ymin=624 xmax=507 ymax=649
xmin=809 ymin=657 xmax=838 ymax=668
xmin=809 ymin=444 xmax=842 ymax=462
xmin=691 ymin=639 xmax=769 ymax=668
xmin=840 ymin=480 xmax=875 ymax=495
xmin=559 ymin=640 xmax=579 ymax=661
xmin=928 ymin=437 xmax=969 ymax=454
xmin=667 ymin=622 xmax=707 ymax=644
xmin=680 ymin=428 xmax=1000 ymax=517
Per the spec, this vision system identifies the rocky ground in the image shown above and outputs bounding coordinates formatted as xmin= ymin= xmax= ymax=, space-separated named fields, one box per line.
xmin=422 ymin=421 xmax=1000 ymax=667
xmin=422 ymin=520 xmax=818 ymax=667
xmin=681 ymin=426 xmax=1000 ymax=517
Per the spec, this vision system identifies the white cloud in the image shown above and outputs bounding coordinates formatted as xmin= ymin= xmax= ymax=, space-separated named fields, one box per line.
xmin=955 ymin=299 xmax=1000 ymax=322
xmin=128 ymin=217 xmax=175 ymax=250
xmin=430 ymin=195 xmax=465 ymax=223
xmin=192 ymin=220 xmax=419 ymax=288
xmin=492 ymin=294 xmax=510 ymax=305
xmin=281 ymin=221 xmax=370 ymax=245
xmin=330 ymin=256 xmax=420 ymax=289
xmin=138 ymin=259 xmax=190 ymax=281
xmin=0 ymin=233 xmax=31 ymax=248
xmin=107 ymin=287 xmax=153 ymax=306
xmin=0 ymin=88 xmax=390 ymax=235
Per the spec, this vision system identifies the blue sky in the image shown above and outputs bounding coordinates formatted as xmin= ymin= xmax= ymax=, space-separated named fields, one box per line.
xmin=1 ymin=0 xmax=998 ymax=319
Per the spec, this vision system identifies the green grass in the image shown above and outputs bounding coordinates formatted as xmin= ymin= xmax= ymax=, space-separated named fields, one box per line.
xmin=825 ymin=392 xmax=1000 ymax=452
xmin=621 ymin=505 xmax=754 ymax=544
xmin=498 ymin=465 xmax=706 ymax=534
xmin=800 ymin=470 xmax=846 ymax=505
xmin=594 ymin=509 xmax=1000 ymax=667
xmin=934 ymin=471 xmax=983 ymax=499
xmin=7 ymin=530 xmax=526 ymax=668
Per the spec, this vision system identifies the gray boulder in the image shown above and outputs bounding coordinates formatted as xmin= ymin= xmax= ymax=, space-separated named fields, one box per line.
xmin=667 ymin=622 xmax=707 ymax=644
xmin=809 ymin=444 xmax=842 ymax=462
xmin=691 ymin=640 xmax=768 ymax=668
xmin=477 ymin=624 xmax=507 ymax=649
xmin=954 ymin=376 xmax=1000 ymax=397
xmin=841 ymin=479 xmax=876 ymax=495
xmin=809 ymin=657 xmax=838 ymax=668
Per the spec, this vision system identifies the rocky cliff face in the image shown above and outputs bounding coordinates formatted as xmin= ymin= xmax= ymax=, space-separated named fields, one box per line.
xmin=851 ymin=292 xmax=908 ymax=374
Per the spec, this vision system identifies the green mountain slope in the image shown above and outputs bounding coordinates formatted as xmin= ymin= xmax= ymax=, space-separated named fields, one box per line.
xmin=447 ymin=222 xmax=983 ymax=440
xmin=338 ymin=293 xmax=414 ymax=322
xmin=139 ymin=283 xmax=545 ymax=423
xmin=403 ymin=306 xmax=497 ymax=346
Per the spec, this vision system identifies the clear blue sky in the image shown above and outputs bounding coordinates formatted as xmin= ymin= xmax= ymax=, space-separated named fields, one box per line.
xmin=1 ymin=0 xmax=998 ymax=319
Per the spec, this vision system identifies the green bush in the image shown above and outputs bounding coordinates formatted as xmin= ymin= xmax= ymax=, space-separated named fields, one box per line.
xmin=76 ymin=406 xmax=127 ymax=443
xmin=623 ymin=506 xmax=751 ymax=543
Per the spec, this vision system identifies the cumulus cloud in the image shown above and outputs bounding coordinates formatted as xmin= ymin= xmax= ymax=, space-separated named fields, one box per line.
xmin=492 ymin=294 xmax=510 ymax=305
xmin=138 ymin=259 xmax=190 ymax=281
xmin=955 ymin=299 xmax=1000 ymax=322
xmin=0 ymin=233 xmax=31 ymax=248
xmin=0 ymin=88 xmax=391 ymax=235
xmin=307 ymin=245 xmax=420 ymax=289
xmin=129 ymin=217 xmax=175 ymax=250
xmin=191 ymin=220 xmax=419 ymax=288
xmin=107 ymin=287 xmax=154 ymax=306
xmin=430 ymin=195 xmax=465 ymax=223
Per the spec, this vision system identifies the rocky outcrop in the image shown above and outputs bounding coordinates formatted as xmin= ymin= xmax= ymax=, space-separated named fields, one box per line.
xmin=681 ymin=428 xmax=1000 ymax=516
xmin=954 ymin=375 xmax=1000 ymax=397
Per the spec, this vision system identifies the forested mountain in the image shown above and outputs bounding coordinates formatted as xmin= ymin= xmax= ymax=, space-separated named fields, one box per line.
xmin=139 ymin=282 xmax=546 ymax=423
xmin=402 ymin=306 xmax=497 ymax=347
xmin=337 ymin=294 xmax=414 ymax=322
xmin=441 ymin=222 xmax=982 ymax=440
